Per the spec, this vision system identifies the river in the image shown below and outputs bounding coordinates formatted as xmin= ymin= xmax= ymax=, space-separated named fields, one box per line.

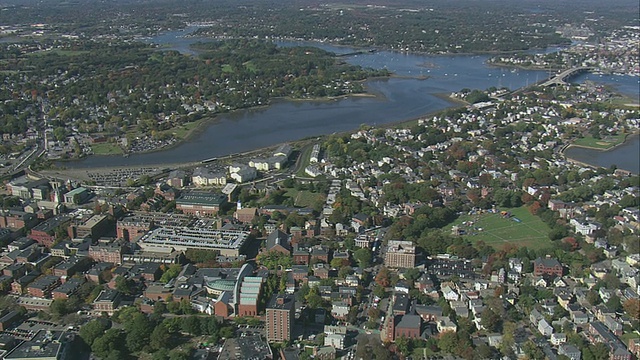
xmin=564 ymin=135 xmax=640 ymax=174
xmin=65 ymin=29 xmax=640 ymax=169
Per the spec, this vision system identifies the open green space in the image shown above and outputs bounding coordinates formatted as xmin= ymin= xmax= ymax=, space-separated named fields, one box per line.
xmin=621 ymin=332 xmax=640 ymax=343
xmin=91 ymin=142 xmax=124 ymax=155
xmin=285 ymin=188 xmax=325 ymax=208
xmin=243 ymin=61 xmax=257 ymax=72
xmin=221 ymin=64 xmax=234 ymax=73
xmin=168 ymin=121 xmax=202 ymax=140
xmin=28 ymin=49 xmax=90 ymax=57
xmin=573 ymin=133 xmax=626 ymax=150
xmin=451 ymin=206 xmax=552 ymax=250
xmin=294 ymin=145 xmax=314 ymax=178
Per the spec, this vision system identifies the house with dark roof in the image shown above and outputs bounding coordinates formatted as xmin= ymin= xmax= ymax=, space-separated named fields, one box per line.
xmin=175 ymin=191 xmax=227 ymax=217
xmin=394 ymin=314 xmax=422 ymax=341
xmin=27 ymin=275 xmax=60 ymax=298
xmin=52 ymin=278 xmax=84 ymax=300
xmin=265 ymin=230 xmax=291 ymax=255
xmin=533 ymin=257 xmax=563 ymax=277
xmin=558 ymin=344 xmax=581 ymax=360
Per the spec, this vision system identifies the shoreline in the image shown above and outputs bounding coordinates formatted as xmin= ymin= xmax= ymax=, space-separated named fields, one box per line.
xmin=563 ymin=131 xmax=638 ymax=153
xmin=562 ymin=132 xmax=640 ymax=174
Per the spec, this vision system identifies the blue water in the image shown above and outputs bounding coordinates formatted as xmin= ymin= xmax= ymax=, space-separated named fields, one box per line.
xmin=65 ymin=30 xmax=639 ymax=168
xmin=564 ymin=135 xmax=640 ymax=174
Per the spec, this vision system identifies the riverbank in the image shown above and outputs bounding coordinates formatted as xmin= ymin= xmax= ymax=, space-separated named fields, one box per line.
xmin=562 ymin=132 xmax=640 ymax=174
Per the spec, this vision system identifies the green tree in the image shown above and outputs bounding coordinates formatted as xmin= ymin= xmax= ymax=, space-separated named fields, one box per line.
xmin=150 ymin=323 xmax=171 ymax=351
xmin=115 ymin=276 xmax=135 ymax=295
xmin=480 ymin=307 xmax=502 ymax=332
xmin=395 ymin=335 xmax=412 ymax=356
xmin=182 ymin=316 xmax=202 ymax=336
xmin=79 ymin=319 xmax=109 ymax=347
xmin=354 ymin=248 xmax=372 ymax=268
xmin=160 ymin=264 xmax=182 ymax=283
xmin=92 ymin=329 xmax=126 ymax=359
xmin=125 ymin=312 xmax=153 ymax=352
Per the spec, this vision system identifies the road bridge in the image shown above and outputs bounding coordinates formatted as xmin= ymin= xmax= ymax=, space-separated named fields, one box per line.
xmin=541 ymin=66 xmax=592 ymax=87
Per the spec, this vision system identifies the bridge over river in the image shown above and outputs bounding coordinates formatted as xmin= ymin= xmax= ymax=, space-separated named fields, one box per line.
xmin=541 ymin=66 xmax=593 ymax=86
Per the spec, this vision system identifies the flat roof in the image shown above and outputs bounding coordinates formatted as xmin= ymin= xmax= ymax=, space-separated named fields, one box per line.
xmin=4 ymin=330 xmax=64 ymax=360
xmin=176 ymin=192 xmax=226 ymax=206
xmin=267 ymin=294 xmax=295 ymax=311
xmin=218 ymin=335 xmax=271 ymax=360
xmin=139 ymin=227 xmax=249 ymax=251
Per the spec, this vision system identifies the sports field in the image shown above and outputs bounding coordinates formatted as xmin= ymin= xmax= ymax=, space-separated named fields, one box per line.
xmin=573 ymin=133 xmax=626 ymax=150
xmin=451 ymin=206 xmax=552 ymax=250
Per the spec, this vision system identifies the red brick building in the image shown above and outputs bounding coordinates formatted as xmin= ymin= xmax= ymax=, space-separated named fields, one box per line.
xmin=89 ymin=243 xmax=124 ymax=264
xmin=51 ymin=278 xmax=84 ymax=300
xmin=265 ymin=230 xmax=291 ymax=255
xmin=533 ymin=257 xmax=563 ymax=277
xmin=144 ymin=284 xmax=173 ymax=302
xmin=234 ymin=208 xmax=258 ymax=224
xmin=0 ymin=210 xmax=37 ymax=230
xmin=92 ymin=289 xmax=122 ymax=315
xmin=28 ymin=215 xmax=72 ymax=248
xmin=175 ymin=191 xmax=227 ymax=217
xmin=27 ymin=275 xmax=61 ymax=298
xmin=293 ymin=247 xmax=311 ymax=265
xmin=394 ymin=314 xmax=422 ymax=341
xmin=266 ymin=294 xmax=294 ymax=342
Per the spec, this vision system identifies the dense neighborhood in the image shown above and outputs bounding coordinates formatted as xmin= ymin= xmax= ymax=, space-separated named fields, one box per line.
xmin=0 ymin=0 xmax=639 ymax=360
xmin=0 ymin=71 xmax=638 ymax=360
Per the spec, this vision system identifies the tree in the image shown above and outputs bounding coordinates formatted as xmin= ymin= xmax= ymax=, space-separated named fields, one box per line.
xmin=373 ymin=284 xmax=387 ymax=299
xmin=305 ymin=287 xmax=324 ymax=309
xmin=115 ymin=276 xmax=134 ymax=295
xmin=168 ymin=349 xmax=190 ymax=360
xmin=92 ymin=329 xmax=126 ymax=359
xmin=160 ymin=264 xmax=182 ymax=283
xmin=623 ymin=298 xmax=640 ymax=320
xmin=150 ymin=323 xmax=171 ymax=351
xmin=79 ymin=319 xmax=110 ymax=347
xmin=404 ymin=267 xmax=421 ymax=283
xmin=182 ymin=316 xmax=202 ymax=336
xmin=605 ymin=295 xmax=622 ymax=313
xmin=125 ymin=312 xmax=153 ymax=353
xmin=375 ymin=266 xmax=390 ymax=287
xmin=50 ymin=299 xmax=69 ymax=319
xmin=395 ymin=335 xmax=411 ymax=356
xmin=586 ymin=290 xmax=601 ymax=306
xmin=437 ymin=331 xmax=459 ymax=353
xmin=480 ymin=307 xmax=502 ymax=332
xmin=354 ymin=248 xmax=372 ymax=268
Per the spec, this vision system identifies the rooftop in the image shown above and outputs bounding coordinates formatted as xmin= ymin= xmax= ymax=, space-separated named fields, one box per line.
xmin=267 ymin=294 xmax=295 ymax=311
xmin=176 ymin=191 xmax=226 ymax=206
xmin=4 ymin=330 xmax=64 ymax=360
xmin=218 ymin=335 xmax=272 ymax=360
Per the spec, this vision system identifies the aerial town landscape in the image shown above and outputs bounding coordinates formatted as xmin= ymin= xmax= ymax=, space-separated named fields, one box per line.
xmin=0 ymin=0 xmax=638 ymax=360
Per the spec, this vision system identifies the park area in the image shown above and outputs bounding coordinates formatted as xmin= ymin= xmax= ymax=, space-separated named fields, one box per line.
xmin=451 ymin=206 xmax=552 ymax=250
xmin=285 ymin=188 xmax=325 ymax=208
xmin=572 ymin=133 xmax=626 ymax=150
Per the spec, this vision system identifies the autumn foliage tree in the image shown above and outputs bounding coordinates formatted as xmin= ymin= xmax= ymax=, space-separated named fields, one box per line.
xmin=623 ymin=298 xmax=640 ymax=320
xmin=375 ymin=266 xmax=391 ymax=287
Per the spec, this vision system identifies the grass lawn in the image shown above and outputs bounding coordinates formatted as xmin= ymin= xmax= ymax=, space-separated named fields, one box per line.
xmin=285 ymin=188 xmax=325 ymax=208
xmin=621 ymin=332 xmax=640 ymax=343
xmin=573 ymin=133 xmax=626 ymax=150
xmin=168 ymin=121 xmax=202 ymax=140
xmin=294 ymin=145 xmax=314 ymax=178
xmin=451 ymin=206 xmax=552 ymax=250
xmin=221 ymin=64 xmax=234 ymax=73
xmin=28 ymin=49 xmax=90 ymax=56
xmin=243 ymin=61 xmax=257 ymax=73
xmin=91 ymin=142 xmax=124 ymax=155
